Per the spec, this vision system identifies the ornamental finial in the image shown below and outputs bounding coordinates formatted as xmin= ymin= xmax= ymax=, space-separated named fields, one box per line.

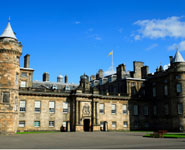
xmin=8 ymin=16 xmax=10 ymax=22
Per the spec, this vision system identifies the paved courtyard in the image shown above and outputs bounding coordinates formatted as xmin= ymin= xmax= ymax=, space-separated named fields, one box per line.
xmin=0 ymin=131 xmax=185 ymax=149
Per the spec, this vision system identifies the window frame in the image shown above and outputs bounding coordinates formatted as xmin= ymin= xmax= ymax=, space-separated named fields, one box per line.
xmin=34 ymin=121 xmax=40 ymax=127
xmin=49 ymin=121 xmax=55 ymax=127
xmin=49 ymin=101 xmax=55 ymax=113
xmin=123 ymin=104 xmax=128 ymax=114
xmin=63 ymin=102 xmax=68 ymax=113
xmin=19 ymin=121 xmax=25 ymax=128
xmin=35 ymin=101 xmax=41 ymax=113
xmin=178 ymin=103 xmax=183 ymax=115
xmin=99 ymin=103 xmax=105 ymax=114
xmin=123 ymin=121 xmax=128 ymax=128
xmin=111 ymin=104 xmax=116 ymax=114
xmin=20 ymin=100 xmax=26 ymax=112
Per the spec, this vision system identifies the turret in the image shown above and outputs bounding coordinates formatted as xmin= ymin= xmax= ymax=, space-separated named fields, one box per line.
xmin=0 ymin=18 xmax=22 ymax=134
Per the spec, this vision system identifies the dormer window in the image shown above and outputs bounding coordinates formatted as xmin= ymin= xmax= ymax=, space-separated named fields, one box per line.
xmin=21 ymin=72 xmax=27 ymax=77
xmin=65 ymin=85 xmax=70 ymax=91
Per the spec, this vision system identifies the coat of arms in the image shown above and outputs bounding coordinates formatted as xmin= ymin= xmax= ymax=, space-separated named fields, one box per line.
xmin=82 ymin=103 xmax=90 ymax=116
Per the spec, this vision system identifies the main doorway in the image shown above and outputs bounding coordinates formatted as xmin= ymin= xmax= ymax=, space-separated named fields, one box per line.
xmin=83 ymin=119 xmax=90 ymax=131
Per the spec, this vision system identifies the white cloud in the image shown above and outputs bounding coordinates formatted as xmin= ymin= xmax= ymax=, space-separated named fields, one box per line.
xmin=134 ymin=35 xmax=141 ymax=40
xmin=95 ymin=36 xmax=102 ymax=40
xmin=145 ymin=43 xmax=158 ymax=51
xmin=75 ymin=21 xmax=80 ymax=24
xmin=87 ymin=34 xmax=102 ymax=41
xmin=104 ymin=67 xmax=116 ymax=76
xmin=134 ymin=16 xmax=185 ymax=39
xmin=168 ymin=40 xmax=185 ymax=51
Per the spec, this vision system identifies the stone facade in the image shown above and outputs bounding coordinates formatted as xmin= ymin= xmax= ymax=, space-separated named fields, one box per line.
xmin=0 ymin=20 xmax=185 ymax=134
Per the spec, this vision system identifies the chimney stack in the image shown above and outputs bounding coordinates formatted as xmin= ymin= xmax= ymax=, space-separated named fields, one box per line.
xmin=90 ymin=75 xmax=96 ymax=81
xmin=169 ymin=56 xmax=173 ymax=65
xmin=64 ymin=75 xmax=68 ymax=83
xmin=43 ymin=72 xmax=49 ymax=82
xmin=24 ymin=54 xmax=30 ymax=68
xmin=141 ymin=66 xmax=149 ymax=79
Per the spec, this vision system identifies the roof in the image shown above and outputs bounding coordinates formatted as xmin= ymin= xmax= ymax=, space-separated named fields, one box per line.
xmin=0 ymin=18 xmax=17 ymax=40
xmin=173 ymin=50 xmax=185 ymax=63
xmin=32 ymin=81 xmax=79 ymax=91
xmin=57 ymin=74 xmax=63 ymax=78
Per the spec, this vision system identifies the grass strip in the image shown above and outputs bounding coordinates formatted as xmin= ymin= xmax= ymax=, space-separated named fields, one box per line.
xmin=17 ymin=131 xmax=59 ymax=134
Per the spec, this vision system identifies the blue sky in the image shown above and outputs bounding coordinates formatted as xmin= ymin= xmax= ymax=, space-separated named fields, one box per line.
xmin=0 ymin=0 xmax=185 ymax=84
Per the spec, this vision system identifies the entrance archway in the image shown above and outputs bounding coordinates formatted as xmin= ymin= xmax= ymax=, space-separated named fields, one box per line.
xmin=83 ymin=119 xmax=90 ymax=131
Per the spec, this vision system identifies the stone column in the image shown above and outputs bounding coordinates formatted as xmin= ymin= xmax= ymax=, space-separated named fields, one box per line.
xmin=76 ymin=100 xmax=79 ymax=125
xmin=78 ymin=101 xmax=81 ymax=124
xmin=93 ymin=101 xmax=96 ymax=125
xmin=95 ymin=102 xmax=98 ymax=124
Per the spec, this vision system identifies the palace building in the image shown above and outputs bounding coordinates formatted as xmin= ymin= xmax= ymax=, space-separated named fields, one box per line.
xmin=0 ymin=19 xmax=184 ymax=134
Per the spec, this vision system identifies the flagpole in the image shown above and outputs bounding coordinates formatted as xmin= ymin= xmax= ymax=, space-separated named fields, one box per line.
xmin=112 ymin=50 xmax=114 ymax=72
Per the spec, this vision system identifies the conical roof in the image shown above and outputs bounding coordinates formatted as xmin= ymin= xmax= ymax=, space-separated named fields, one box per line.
xmin=0 ymin=18 xmax=17 ymax=40
xmin=173 ymin=50 xmax=185 ymax=63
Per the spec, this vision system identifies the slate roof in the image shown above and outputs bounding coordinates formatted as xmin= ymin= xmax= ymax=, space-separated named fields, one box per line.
xmin=0 ymin=18 xmax=17 ymax=40
xmin=173 ymin=50 xmax=185 ymax=63
xmin=32 ymin=81 xmax=79 ymax=91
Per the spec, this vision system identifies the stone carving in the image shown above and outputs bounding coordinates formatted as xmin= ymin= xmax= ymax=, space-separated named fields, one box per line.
xmin=82 ymin=103 xmax=90 ymax=116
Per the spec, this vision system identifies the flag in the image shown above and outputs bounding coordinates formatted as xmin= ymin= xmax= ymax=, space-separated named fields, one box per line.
xmin=108 ymin=51 xmax=113 ymax=56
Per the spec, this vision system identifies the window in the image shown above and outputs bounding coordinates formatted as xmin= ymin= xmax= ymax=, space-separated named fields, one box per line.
xmin=134 ymin=121 xmax=138 ymax=128
xmin=19 ymin=121 xmax=25 ymax=127
xmin=123 ymin=104 xmax=128 ymax=114
xmin=16 ymin=73 xmax=19 ymax=85
xmin=49 ymin=101 xmax=55 ymax=113
xmin=123 ymin=121 xmax=128 ymax=128
xmin=35 ymin=101 xmax=41 ymax=113
xmin=153 ymin=105 xmax=157 ymax=116
xmin=178 ymin=103 xmax=183 ymax=115
xmin=164 ymin=85 xmax=168 ymax=96
xmin=176 ymin=75 xmax=181 ymax=79
xmin=20 ymin=81 xmax=27 ymax=87
xmin=99 ymin=104 xmax=104 ymax=114
xmin=14 ymin=96 xmax=17 ymax=111
xmin=63 ymin=102 xmax=68 ymax=113
xmin=49 ymin=121 xmax=55 ymax=127
xmin=144 ymin=122 xmax=149 ymax=128
xmin=21 ymin=72 xmax=27 ymax=77
xmin=112 ymin=122 xmax=116 ymax=128
xmin=34 ymin=121 xmax=40 ymax=127
xmin=164 ymin=104 xmax=169 ymax=115
xmin=16 ymin=56 xmax=20 ymax=63
xmin=100 ymin=121 xmax=104 ymax=128
xmin=112 ymin=104 xmax=116 ymax=114
xmin=108 ymin=77 xmax=112 ymax=83
xmin=133 ymin=105 xmax=138 ymax=115
xmin=2 ymin=92 xmax=9 ymax=103
xmin=152 ymin=87 xmax=156 ymax=97
xmin=143 ymin=106 xmax=148 ymax=116
xmin=131 ymin=82 xmax=136 ymax=95
xmin=20 ymin=100 xmax=26 ymax=112
xmin=176 ymin=83 xmax=182 ymax=93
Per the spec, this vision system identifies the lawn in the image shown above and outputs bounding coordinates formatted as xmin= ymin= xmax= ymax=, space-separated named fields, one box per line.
xmin=144 ymin=133 xmax=185 ymax=138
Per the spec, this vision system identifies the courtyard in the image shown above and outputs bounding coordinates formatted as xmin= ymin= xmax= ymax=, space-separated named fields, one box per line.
xmin=0 ymin=131 xmax=185 ymax=149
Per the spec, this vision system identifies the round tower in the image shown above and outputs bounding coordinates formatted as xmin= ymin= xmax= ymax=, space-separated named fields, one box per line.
xmin=0 ymin=18 xmax=22 ymax=134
